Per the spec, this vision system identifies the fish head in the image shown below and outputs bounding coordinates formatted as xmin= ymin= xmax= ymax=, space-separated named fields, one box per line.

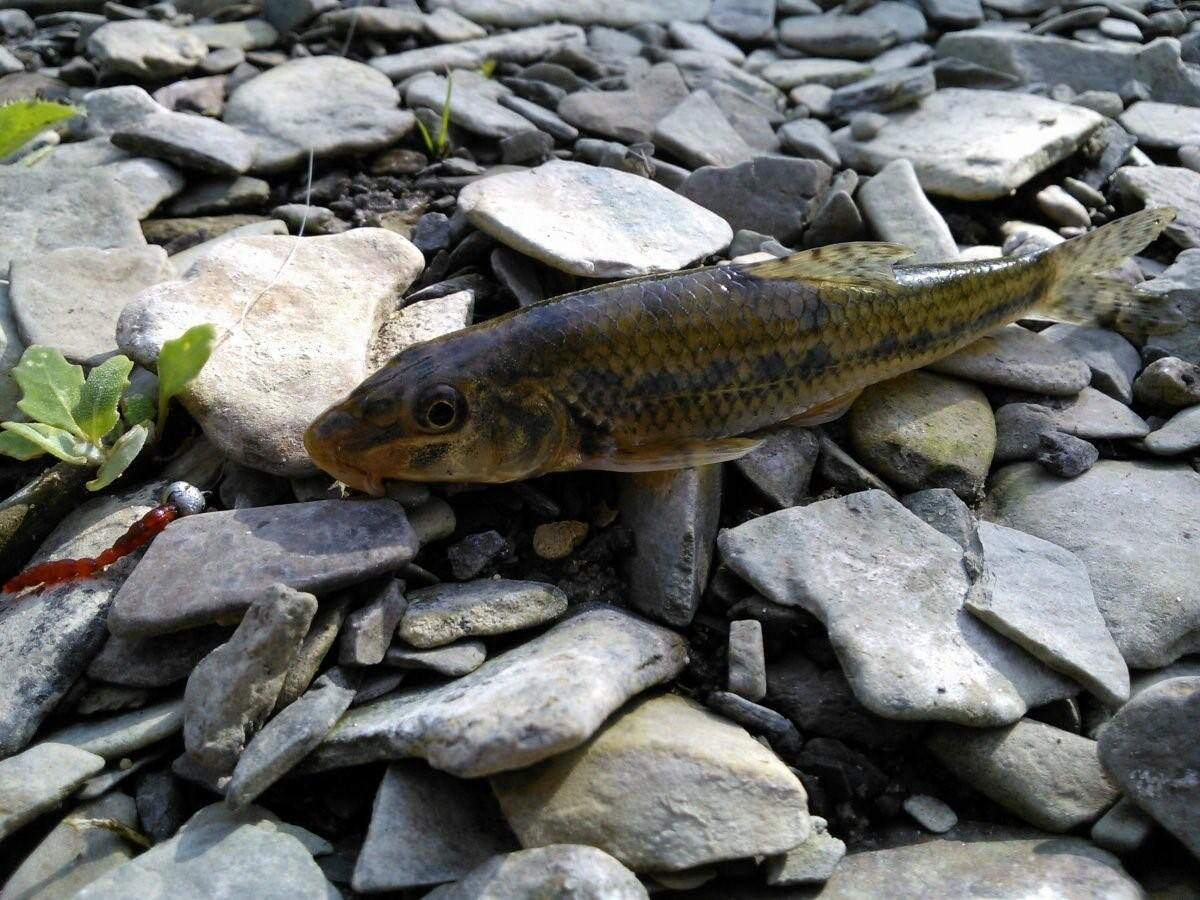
xmin=305 ymin=342 xmax=570 ymax=488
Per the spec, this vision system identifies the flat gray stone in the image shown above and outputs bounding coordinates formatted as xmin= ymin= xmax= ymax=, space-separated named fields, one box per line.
xmin=1113 ymin=165 xmax=1200 ymax=249
xmin=0 ymin=793 xmax=137 ymax=899
xmin=1143 ymin=404 xmax=1200 ymax=455
xmin=928 ymin=719 xmax=1119 ymax=831
xmin=662 ymin=48 xmax=785 ymax=111
xmin=928 ymin=324 xmax=1092 ymax=395
xmin=88 ymin=626 xmax=230 ymax=687
xmin=779 ymin=13 xmax=897 ymax=60
xmin=983 ymin=461 xmax=1200 ymax=669
xmin=971 ymin=522 xmax=1128 ymax=706
xmin=353 ymin=760 xmax=517 ymax=893
xmin=558 ymin=62 xmax=689 ymax=144
xmin=0 ymin=743 xmax=104 ymax=840
xmin=996 ymin=389 xmax=1149 ymax=450
xmin=0 ymin=170 xmax=144 ymax=272
xmin=668 ymin=21 xmax=745 ymax=64
xmin=857 ymin=158 xmax=956 ymax=263
xmin=1098 ymin=676 xmax=1200 ymax=859
xmin=732 ymin=426 xmax=820 ymax=508
xmin=426 ymin=0 xmax=707 ymax=26
xmin=369 ymin=290 xmax=474 ymax=373
xmin=87 ymin=20 xmax=206 ymax=79
xmin=224 ymin=57 xmax=415 ymax=173
xmin=9 ymin=246 xmax=172 ymax=366
xmin=399 ymin=580 xmax=567 ymax=648
xmin=1139 ymin=248 xmax=1200 ymax=364
xmin=0 ymin=482 xmax=171 ymax=757
xmin=426 ymin=846 xmax=647 ymax=900
xmin=407 ymin=74 xmax=531 ymax=140
xmin=183 ymin=584 xmax=317 ymax=773
xmin=75 ymin=804 xmax=339 ymax=899
xmin=102 ymin=157 xmax=187 ymax=220
xmin=778 ymin=118 xmax=841 ymax=168
xmin=372 ymin=23 xmax=585 ymax=82
xmin=828 ymin=65 xmax=936 ymax=118
xmin=727 ymin=619 xmax=767 ymax=701
xmin=936 ymin=30 xmax=1200 ymax=105
xmin=652 ymin=89 xmax=755 ymax=170
xmin=761 ymin=58 xmax=873 ymax=89
xmin=112 ymin=110 xmax=254 ymax=175
xmin=764 ymin=816 xmax=845 ymax=886
xmin=834 ymin=89 xmax=1103 ymax=200
xmin=678 ymin=156 xmax=831 ymax=244
xmin=75 ymin=85 xmax=161 ymax=139
xmin=386 ymin=640 xmax=487 ymax=676
xmin=309 ymin=606 xmax=688 ymax=777
xmin=847 ymin=371 xmax=996 ymax=502
xmin=708 ymin=0 xmax=774 ymax=41
xmin=167 ymin=175 xmax=271 ymax=217
xmin=819 ymin=832 xmax=1142 ymax=898
xmin=42 ymin=699 xmax=183 ymax=762
xmin=618 ymin=465 xmax=722 ymax=628
xmin=901 ymin=487 xmax=984 ymax=580
xmin=339 ymin=580 xmax=407 ymax=666
xmin=718 ymin=491 xmax=1077 ymax=726
xmin=116 ymin=229 xmax=424 ymax=475
xmin=457 ymin=160 xmax=732 ymax=278
xmin=109 ymin=500 xmax=418 ymax=637
xmin=903 ymin=794 xmax=958 ymax=833
xmin=1040 ymin=323 xmax=1141 ymax=403
xmin=1120 ymin=101 xmax=1200 ymax=150
xmin=226 ymin=667 xmax=358 ymax=809
xmin=187 ymin=19 xmax=277 ymax=50
xmin=491 ymin=694 xmax=810 ymax=872
xmin=1091 ymin=796 xmax=1156 ymax=856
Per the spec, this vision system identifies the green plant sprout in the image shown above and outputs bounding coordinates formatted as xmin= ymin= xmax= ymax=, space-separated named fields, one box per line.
xmin=477 ymin=58 xmax=497 ymax=79
xmin=414 ymin=72 xmax=454 ymax=159
xmin=0 ymin=324 xmax=217 ymax=491
xmin=0 ymin=100 xmax=78 ymax=159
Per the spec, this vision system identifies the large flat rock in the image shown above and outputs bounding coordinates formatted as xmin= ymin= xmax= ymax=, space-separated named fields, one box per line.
xmin=832 ymin=89 xmax=1102 ymax=200
xmin=491 ymin=694 xmax=810 ymax=872
xmin=116 ymin=229 xmax=423 ymax=475
xmin=457 ymin=159 xmax=732 ymax=278
xmin=426 ymin=0 xmax=709 ymax=26
xmin=982 ymin=461 xmax=1200 ymax=669
xmin=108 ymin=500 xmax=418 ymax=637
xmin=936 ymin=31 xmax=1200 ymax=106
xmin=718 ymin=490 xmax=1076 ymax=726
xmin=223 ymin=57 xmax=415 ymax=173
xmin=307 ymin=606 xmax=687 ymax=777
xmin=371 ymin=24 xmax=584 ymax=82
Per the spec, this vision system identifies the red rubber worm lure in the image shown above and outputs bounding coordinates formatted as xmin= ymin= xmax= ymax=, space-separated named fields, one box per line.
xmin=2 ymin=481 xmax=205 ymax=595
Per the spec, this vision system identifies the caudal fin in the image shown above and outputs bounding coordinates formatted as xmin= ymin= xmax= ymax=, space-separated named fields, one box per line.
xmin=1037 ymin=207 xmax=1182 ymax=333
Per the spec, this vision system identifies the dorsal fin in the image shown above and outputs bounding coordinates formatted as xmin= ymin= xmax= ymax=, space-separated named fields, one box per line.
xmin=736 ymin=242 xmax=914 ymax=288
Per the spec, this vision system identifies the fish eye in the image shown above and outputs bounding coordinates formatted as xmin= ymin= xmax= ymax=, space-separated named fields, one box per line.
xmin=414 ymin=384 xmax=464 ymax=432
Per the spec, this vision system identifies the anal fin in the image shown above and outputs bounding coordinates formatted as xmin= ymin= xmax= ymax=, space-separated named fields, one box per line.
xmin=586 ymin=436 xmax=764 ymax=473
xmin=781 ymin=389 xmax=863 ymax=427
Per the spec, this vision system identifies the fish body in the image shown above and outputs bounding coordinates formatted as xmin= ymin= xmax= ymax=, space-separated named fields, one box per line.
xmin=306 ymin=208 xmax=1177 ymax=491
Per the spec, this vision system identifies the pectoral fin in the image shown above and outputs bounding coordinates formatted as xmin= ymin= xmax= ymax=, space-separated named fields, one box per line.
xmin=738 ymin=242 xmax=914 ymax=288
xmin=586 ymin=436 xmax=764 ymax=472
xmin=781 ymin=389 xmax=863 ymax=426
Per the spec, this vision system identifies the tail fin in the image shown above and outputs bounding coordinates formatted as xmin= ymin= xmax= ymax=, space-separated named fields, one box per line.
xmin=1037 ymin=207 xmax=1182 ymax=334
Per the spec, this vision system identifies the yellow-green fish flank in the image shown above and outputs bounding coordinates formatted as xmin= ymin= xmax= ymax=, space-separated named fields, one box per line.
xmin=306 ymin=207 xmax=1177 ymax=490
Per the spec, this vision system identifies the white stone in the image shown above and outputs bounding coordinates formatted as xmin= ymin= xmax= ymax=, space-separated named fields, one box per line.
xmin=115 ymin=229 xmax=423 ymax=475
xmin=457 ymin=160 xmax=732 ymax=277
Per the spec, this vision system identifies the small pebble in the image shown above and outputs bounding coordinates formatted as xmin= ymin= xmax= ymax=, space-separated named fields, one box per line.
xmin=531 ymin=520 xmax=589 ymax=560
xmin=849 ymin=111 xmax=887 ymax=141
xmin=904 ymin=794 xmax=959 ymax=833
xmin=727 ymin=620 xmax=767 ymax=701
xmin=1036 ymin=431 xmax=1099 ymax=478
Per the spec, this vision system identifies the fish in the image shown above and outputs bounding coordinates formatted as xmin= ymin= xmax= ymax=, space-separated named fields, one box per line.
xmin=305 ymin=207 xmax=1179 ymax=493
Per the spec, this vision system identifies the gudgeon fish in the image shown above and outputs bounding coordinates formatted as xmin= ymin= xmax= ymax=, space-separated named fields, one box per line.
xmin=305 ymin=207 xmax=1177 ymax=492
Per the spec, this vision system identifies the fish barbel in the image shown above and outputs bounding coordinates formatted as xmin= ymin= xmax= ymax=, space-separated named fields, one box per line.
xmin=306 ymin=207 xmax=1178 ymax=492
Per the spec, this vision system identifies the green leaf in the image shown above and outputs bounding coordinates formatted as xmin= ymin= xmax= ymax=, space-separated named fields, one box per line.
xmin=437 ymin=74 xmax=453 ymax=157
xmin=12 ymin=347 xmax=86 ymax=439
xmin=1 ymin=422 xmax=91 ymax=465
xmin=477 ymin=58 xmax=496 ymax=79
xmin=414 ymin=118 xmax=435 ymax=158
xmin=121 ymin=392 xmax=156 ymax=427
xmin=0 ymin=429 xmax=47 ymax=461
xmin=74 ymin=355 xmax=133 ymax=444
xmin=0 ymin=100 xmax=78 ymax=159
xmin=156 ymin=323 xmax=217 ymax=429
xmin=87 ymin=423 xmax=149 ymax=491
